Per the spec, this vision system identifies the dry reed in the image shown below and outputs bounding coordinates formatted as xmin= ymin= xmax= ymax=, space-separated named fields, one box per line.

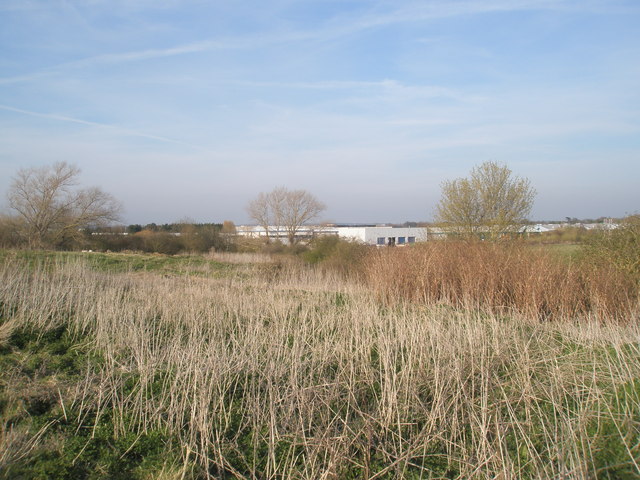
xmin=364 ymin=240 xmax=639 ymax=323
xmin=1 ymin=254 xmax=639 ymax=478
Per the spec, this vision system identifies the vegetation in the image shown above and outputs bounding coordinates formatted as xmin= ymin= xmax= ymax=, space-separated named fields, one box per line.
xmin=0 ymin=218 xmax=237 ymax=255
xmin=435 ymin=161 xmax=536 ymax=238
xmin=6 ymin=162 xmax=121 ymax=249
xmin=301 ymin=236 xmax=368 ymax=277
xmin=0 ymin=249 xmax=244 ymax=278
xmin=90 ymin=223 xmax=233 ymax=255
xmin=583 ymin=215 xmax=640 ymax=284
xmin=1 ymin=245 xmax=639 ymax=478
xmin=366 ymin=239 xmax=638 ymax=322
xmin=1 ymin=161 xmax=639 ymax=478
xmin=246 ymin=187 xmax=326 ymax=245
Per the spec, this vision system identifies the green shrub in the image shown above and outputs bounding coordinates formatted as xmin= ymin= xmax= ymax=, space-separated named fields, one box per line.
xmin=583 ymin=215 xmax=640 ymax=284
xmin=302 ymin=236 xmax=368 ymax=277
xmin=302 ymin=236 xmax=340 ymax=264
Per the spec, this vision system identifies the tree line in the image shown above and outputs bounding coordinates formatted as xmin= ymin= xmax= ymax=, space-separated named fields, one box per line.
xmin=6 ymin=158 xmax=623 ymax=251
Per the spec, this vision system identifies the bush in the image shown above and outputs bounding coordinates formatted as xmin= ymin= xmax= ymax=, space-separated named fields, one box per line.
xmin=302 ymin=236 xmax=368 ymax=277
xmin=90 ymin=232 xmax=144 ymax=252
xmin=302 ymin=236 xmax=340 ymax=264
xmin=133 ymin=231 xmax=182 ymax=255
xmin=0 ymin=215 xmax=22 ymax=249
xmin=583 ymin=215 xmax=640 ymax=284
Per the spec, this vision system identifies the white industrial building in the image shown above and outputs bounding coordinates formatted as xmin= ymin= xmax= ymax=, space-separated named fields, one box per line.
xmin=330 ymin=226 xmax=429 ymax=246
xmin=236 ymin=224 xmax=430 ymax=246
xmin=237 ymin=221 xmax=620 ymax=245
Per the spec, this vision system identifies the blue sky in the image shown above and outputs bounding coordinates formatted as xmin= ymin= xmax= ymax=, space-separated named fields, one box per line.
xmin=1 ymin=0 xmax=639 ymax=224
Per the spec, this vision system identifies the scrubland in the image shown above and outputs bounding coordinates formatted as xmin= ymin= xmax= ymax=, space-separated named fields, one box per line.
xmin=0 ymin=243 xmax=639 ymax=479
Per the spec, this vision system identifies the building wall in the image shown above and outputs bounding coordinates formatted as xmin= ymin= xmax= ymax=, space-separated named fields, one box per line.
xmin=334 ymin=226 xmax=429 ymax=246
xmin=236 ymin=225 xmax=430 ymax=246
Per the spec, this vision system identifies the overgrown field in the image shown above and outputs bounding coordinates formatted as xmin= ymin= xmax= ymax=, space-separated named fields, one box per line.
xmin=1 ymin=249 xmax=639 ymax=479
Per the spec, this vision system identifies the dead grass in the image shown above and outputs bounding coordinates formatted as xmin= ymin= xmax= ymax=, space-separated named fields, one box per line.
xmin=365 ymin=240 xmax=639 ymax=323
xmin=1 ymin=254 xmax=639 ymax=478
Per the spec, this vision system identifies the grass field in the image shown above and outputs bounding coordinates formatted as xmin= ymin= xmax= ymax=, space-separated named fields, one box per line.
xmin=1 ymin=249 xmax=639 ymax=479
xmin=537 ymin=242 xmax=582 ymax=260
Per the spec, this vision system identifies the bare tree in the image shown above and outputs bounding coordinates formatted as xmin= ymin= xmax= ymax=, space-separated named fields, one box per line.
xmin=7 ymin=162 xmax=122 ymax=248
xmin=246 ymin=191 xmax=273 ymax=241
xmin=435 ymin=161 xmax=535 ymax=238
xmin=246 ymin=187 xmax=326 ymax=244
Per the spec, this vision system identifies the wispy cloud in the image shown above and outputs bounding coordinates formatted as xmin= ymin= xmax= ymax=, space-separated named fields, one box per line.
xmin=0 ymin=28 xmax=317 ymax=85
xmin=0 ymin=104 xmax=202 ymax=149
xmin=304 ymin=0 xmax=612 ymax=40
xmin=239 ymin=79 xmax=483 ymax=104
xmin=1 ymin=0 xmax=603 ymax=86
xmin=0 ymin=40 xmax=227 ymax=85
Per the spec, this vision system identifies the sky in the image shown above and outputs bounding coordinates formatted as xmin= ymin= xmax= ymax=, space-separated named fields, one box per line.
xmin=1 ymin=0 xmax=639 ymax=225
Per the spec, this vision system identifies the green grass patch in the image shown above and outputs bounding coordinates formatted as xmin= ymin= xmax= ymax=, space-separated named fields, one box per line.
xmin=0 ymin=322 xmax=188 ymax=480
xmin=542 ymin=242 xmax=583 ymax=261
xmin=0 ymin=249 xmax=238 ymax=278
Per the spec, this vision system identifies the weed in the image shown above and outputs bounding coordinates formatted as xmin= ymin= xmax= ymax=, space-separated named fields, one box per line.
xmin=1 ymin=253 xmax=639 ymax=478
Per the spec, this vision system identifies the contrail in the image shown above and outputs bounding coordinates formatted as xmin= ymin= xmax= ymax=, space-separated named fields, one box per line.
xmin=0 ymin=104 xmax=202 ymax=149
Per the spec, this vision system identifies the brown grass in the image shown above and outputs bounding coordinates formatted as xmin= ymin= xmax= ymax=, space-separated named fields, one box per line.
xmin=364 ymin=240 xmax=639 ymax=322
xmin=1 ymin=254 xmax=639 ymax=478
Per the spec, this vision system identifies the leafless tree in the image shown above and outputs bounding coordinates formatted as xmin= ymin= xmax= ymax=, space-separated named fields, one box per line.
xmin=246 ymin=191 xmax=273 ymax=241
xmin=434 ymin=161 xmax=536 ymax=238
xmin=7 ymin=162 xmax=122 ymax=248
xmin=246 ymin=187 xmax=326 ymax=244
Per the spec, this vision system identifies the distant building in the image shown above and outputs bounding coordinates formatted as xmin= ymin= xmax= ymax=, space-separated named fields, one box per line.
xmin=521 ymin=224 xmax=553 ymax=234
xmin=331 ymin=225 xmax=429 ymax=246
xmin=235 ymin=224 xmax=431 ymax=246
xmin=237 ymin=221 xmax=620 ymax=244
